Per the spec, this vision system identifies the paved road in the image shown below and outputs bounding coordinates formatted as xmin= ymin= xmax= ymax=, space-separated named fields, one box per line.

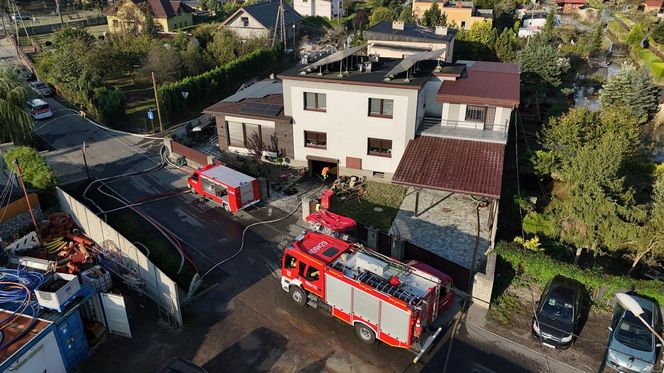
xmin=0 ymin=36 xmax=19 ymax=66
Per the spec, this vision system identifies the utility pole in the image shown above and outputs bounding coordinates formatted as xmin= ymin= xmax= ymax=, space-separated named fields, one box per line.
xmin=13 ymin=159 xmax=41 ymax=241
xmin=11 ymin=0 xmax=20 ymax=56
xmin=151 ymin=71 xmax=164 ymax=132
xmin=81 ymin=141 xmax=91 ymax=180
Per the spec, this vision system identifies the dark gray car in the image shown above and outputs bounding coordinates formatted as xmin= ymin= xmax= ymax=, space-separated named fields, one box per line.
xmin=29 ymin=81 xmax=53 ymax=97
xmin=606 ymin=294 xmax=662 ymax=372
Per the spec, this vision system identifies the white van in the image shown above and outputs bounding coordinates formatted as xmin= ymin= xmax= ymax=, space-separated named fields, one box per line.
xmin=28 ymin=98 xmax=53 ymax=120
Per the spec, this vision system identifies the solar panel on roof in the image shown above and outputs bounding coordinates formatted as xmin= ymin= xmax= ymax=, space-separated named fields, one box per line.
xmin=384 ymin=49 xmax=445 ymax=79
xmin=300 ymin=44 xmax=368 ymax=72
xmin=239 ymin=102 xmax=283 ymax=116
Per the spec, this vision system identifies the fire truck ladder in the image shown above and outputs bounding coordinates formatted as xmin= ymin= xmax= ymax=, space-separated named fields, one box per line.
xmin=357 ymin=272 xmax=422 ymax=306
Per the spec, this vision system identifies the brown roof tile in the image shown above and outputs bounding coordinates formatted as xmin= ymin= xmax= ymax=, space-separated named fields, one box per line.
xmin=392 ymin=136 xmax=506 ymax=198
xmin=437 ymin=61 xmax=520 ymax=108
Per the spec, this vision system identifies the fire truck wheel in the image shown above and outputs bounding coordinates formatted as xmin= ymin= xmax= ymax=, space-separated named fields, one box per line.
xmin=354 ymin=323 xmax=376 ymax=344
xmin=289 ymin=286 xmax=306 ymax=306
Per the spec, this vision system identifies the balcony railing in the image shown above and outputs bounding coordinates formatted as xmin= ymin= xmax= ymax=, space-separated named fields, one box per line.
xmin=419 ymin=117 xmax=509 ymax=143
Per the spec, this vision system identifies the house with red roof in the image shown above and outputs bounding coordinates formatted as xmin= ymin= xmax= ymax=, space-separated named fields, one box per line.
xmin=644 ymin=0 xmax=664 ymax=12
xmin=556 ymin=0 xmax=586 ymax=14
xmin=104 ymin=0 xmax=194 ymax=33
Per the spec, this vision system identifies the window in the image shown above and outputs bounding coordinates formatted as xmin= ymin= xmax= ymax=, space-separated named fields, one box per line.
xmin=306 ymin=266 xmax=320 ymax=281
xmin=367 ymin=138 xmax=392 ymax=157
xmin=112 ymin=20 xmax=119 ymax=28
xmin=304 ymin=131 xmax=327 ymax=149
xmin=227 ymin=121 xmax=245 ymax=147
xmin=465 ymin=105 xmax=486 ymax=122
xmin=461 ymin=21 xmax=466 ymax=29
xmin=190 ymin=173 xmax=199 ymax=182
xmin=284 ymin=254 xmax=297 ymax=269
xmin=322 ymin=247 xmax=339 ymax=257
xmin=304 ymin=92 xmax=326 ymax=111
xmin=241 ymin=17 xmax=249 ymax=27
xmin=368 ymin=98 xmax=393 ymax=118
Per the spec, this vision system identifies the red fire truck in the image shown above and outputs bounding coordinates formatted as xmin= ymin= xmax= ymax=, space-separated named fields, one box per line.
xmin=187 ymin=164 xmax=260 ymax=212
xmin=280 ymin=232 xmax=454 ymax=360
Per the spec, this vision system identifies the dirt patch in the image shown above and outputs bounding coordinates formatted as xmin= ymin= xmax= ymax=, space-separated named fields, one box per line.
xmin=486 ymin=285 xmax=611 ymax=372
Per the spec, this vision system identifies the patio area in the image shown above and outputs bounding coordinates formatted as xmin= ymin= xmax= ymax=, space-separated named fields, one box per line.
xmin=391 ymin=188 xmax=493 ymax=271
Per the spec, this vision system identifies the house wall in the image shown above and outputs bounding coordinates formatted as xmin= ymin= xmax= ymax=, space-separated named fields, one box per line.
xmin=441 ymin=103 xmax=513 ymax=131
xmin=107 ymin=1 xmax=146 ymax=33
xmin=412 ymin=2 xmax=492 ymax=29
xmin=163 ymin=13 xmax=194 ymax=31
xmin=422 ymin=77 xmax=444 ymax=117
xmin=367 ymin=40 xmax=450 ymax=60
xmin=224 ymin=11 xmax=271 ymax=39
xmin=283 ymin=79 xmax=421 ymax=176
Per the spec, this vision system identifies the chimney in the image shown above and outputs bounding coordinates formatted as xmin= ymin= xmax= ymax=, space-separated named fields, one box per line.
xmin=435 ymin=26 xmax=448 ymax=35
xmin=392 ymin=21 xmax=405 ymax=30
xmin=456 ymin=0 xmax=464 ymax=7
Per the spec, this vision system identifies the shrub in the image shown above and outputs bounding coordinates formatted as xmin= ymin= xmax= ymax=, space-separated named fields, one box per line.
xmin=3 ymin=147 xmax=56 ymax=190
xmin=495 ymin=241 xmax=664 ymax=306
xmin=92 ymin=87 xmax=127 ymax=124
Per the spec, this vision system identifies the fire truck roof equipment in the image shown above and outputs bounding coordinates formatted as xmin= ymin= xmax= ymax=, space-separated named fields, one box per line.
xmin=199 ymin=164 xmax=255 ymax=188
xmin=294 ymin=232 xmax=351 ymax=265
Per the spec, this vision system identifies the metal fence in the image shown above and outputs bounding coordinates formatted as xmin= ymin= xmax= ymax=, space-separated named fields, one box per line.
xmin=57 ymin=188 xmax=183 ymax=327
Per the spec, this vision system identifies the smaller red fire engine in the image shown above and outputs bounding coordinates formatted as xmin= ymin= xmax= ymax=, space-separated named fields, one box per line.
xmin=281 ymin=232 xmax=454 ymax=361
xmin=187 ymin=164 xmax=260 ymax=212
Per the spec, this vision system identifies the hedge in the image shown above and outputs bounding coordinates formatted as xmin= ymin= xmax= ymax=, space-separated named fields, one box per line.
xmin=495 ymin=241 xmax=664 ymax=307
xmin=157 ymin=44 xmax=285 ymax=121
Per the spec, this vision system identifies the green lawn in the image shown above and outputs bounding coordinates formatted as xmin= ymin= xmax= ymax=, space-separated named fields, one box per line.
xmin=330 ymin=181 xmax=406 ymax=232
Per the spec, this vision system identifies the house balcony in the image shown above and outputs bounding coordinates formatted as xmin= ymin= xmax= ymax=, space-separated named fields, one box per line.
xmin=418 ymin=117 xmax=509 ymax=144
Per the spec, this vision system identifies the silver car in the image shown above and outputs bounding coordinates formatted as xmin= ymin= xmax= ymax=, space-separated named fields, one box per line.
xmin=606 ymin=294 xmax=662 ymax=372
xmin=29 ymin=81 xmax=53 ymax=97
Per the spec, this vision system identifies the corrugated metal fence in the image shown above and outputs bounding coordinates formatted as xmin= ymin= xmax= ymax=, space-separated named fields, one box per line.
xmin=57 ymin=188 xmax=183 ymax=327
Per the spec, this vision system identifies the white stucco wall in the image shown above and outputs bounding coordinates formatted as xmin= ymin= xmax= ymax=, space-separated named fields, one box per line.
xmin=441 ymin=103 xmax=513 ymax=131
xmin=293 ymin=0 xmax=341 ymax=18
xmin=283 ymin=79 xmax=421 ymax=174
xmin=368 ymin=40 xmax=450 ymax=60
xmin=422 ymin=77 xmax=443 ymax=117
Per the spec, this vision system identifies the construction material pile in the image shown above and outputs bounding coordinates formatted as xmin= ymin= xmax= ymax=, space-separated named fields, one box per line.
xmin=38 ymin=213 xmax=95 ymax=274
xmin=330 ymin=176 xmax=367 ymax=202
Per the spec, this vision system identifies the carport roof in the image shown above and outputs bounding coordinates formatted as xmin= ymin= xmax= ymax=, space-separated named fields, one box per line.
xmin=392 ymin=137 xmax=505 ymax=198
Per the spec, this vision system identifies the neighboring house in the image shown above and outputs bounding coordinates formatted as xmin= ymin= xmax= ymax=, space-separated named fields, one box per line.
xmin=556 ymin=0 xmax=585 ymax=14
xmin=412 ymin=0 xmax=492 ymax=30
xmin=644 ymin=0 xmax=664 ymax=12
xmin=364 ymin=21 xmax=456 ymax=62
xmin=221 ymin=1 xmax=304 ymax=40
xmin=277 ymin=45 xmax=519 ymax=181
xmin=104 ymin=0 xmax=194 ymax=33
xmin=517 ymin=10 xmax=559 ymax=37
xmin=293 ymin=0 xmax=342 ymax=19
xmin=203 ymin=79 xmax=294 ymax=159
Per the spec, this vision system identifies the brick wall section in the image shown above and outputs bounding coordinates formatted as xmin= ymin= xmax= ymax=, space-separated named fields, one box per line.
xmin=215 ymin=114 xmax=231 ymax=151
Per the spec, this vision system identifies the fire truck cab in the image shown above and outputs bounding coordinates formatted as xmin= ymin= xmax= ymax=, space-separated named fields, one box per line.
xmin=280 ymin=232 xmax=454 ymax=358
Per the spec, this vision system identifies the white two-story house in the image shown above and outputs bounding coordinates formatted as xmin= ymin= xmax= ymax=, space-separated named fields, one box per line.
xmin=278 ymin=44 xmax=519 ymax=182
xmin=293 ymin=0 xmax=343 ymax=19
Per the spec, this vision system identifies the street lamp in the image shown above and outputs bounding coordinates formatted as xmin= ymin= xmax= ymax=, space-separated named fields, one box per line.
xmin=615 ymin=293 xmax=664 ymax=346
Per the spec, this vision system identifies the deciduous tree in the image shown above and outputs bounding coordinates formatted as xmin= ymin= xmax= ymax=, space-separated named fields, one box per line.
xmin=0 ymin=69 xmax=33 ymax=145
xmin=422 ymin=0 xmax=445 ymax=27
xmin=369 ymin=7 xmax=394 ymax=27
